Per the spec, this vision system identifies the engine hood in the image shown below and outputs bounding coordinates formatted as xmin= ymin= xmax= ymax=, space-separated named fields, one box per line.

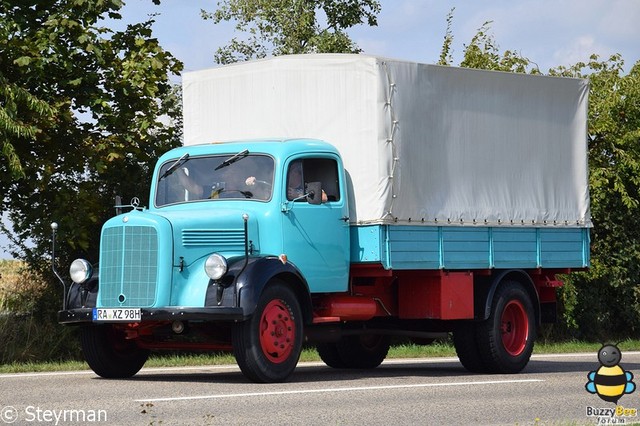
xmin=152 ymin=206 xmax=260 ymax=267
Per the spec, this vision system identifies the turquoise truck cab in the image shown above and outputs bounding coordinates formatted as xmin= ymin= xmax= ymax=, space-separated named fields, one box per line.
xmin=59 ymin=139 xmax=358 ymax=382
xmin=142 ymin=139 xmax=349 ymax=309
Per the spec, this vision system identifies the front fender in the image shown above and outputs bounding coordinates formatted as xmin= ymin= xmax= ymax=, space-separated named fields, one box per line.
xmin=66 ymin=282 xmax=98 ymax=309
xmin=65 ymin=266 xmax=99 ymax=309
xmin=207 ymin=256 xmax=312 ymax=323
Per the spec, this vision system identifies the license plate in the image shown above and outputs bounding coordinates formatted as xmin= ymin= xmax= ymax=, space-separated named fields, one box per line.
xmin=92 ymin=308 xmax=141 ymax=322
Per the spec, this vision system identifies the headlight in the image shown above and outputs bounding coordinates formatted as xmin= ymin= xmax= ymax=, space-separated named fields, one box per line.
xmin=70 ymin=259 xmax=93 ymax=284
xmin=204 ymin=253 xmax=227 ymax=280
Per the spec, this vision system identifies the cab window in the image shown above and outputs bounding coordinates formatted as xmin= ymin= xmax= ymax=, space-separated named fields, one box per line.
xmin=286 ymin=158 xmax=340 ymax=202
xmin=155 ymin=154 xmax=274 ymax=206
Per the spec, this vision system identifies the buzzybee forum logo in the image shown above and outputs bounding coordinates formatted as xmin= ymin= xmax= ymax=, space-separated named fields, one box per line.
xmin=586 ymin=343 xmax=635 ymax=403
xmin=584 ymin=343 xmax=638 ymax=423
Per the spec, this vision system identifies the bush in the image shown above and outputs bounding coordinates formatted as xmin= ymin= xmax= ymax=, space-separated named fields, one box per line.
xmin=0 ymin=260 xmax=81 ymax=363
xmin=0 ymin=260 xmax=49 ymax=313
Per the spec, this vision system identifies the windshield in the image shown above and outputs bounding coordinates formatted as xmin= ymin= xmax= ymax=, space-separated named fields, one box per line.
xmin=155 ymin=154 xmax=275 ymax=207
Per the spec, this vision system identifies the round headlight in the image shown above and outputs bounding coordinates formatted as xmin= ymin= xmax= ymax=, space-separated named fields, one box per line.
xmin=70 ymin=259 xmax=93 ymax=284
xmin=204 ymin=253 xmax=227 ymax=280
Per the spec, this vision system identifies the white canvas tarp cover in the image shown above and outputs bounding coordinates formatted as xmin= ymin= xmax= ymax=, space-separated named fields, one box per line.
xmin=183 ymin=54 xmax=591 ymax=227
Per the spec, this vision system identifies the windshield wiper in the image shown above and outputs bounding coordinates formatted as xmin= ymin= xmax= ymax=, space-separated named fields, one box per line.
xmin=214 ymin=149 xmax=249 ymax=171
xmin=159 ymin=153 xmax=190 ymax=180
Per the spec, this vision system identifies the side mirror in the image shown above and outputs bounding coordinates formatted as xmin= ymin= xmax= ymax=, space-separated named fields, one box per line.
xmin=306 ymin=182 xmax=322 ymax=205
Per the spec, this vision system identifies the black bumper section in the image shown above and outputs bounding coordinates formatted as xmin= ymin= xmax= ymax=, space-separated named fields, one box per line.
xmin=58 ymin=307 xmax=246 ymax=324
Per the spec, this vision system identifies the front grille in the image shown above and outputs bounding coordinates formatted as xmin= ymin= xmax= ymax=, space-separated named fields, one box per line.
xmin=100 ymin=226 xmax=158 ymax=307
xmin=182 ymin=229 xmax=245 ymax=251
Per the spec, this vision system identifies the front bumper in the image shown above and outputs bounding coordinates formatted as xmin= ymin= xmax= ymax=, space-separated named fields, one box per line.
xmin=58 ymin=307 xmax=246 ymax=324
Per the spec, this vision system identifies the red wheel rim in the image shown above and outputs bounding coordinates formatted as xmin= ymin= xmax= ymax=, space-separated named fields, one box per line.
xmin=259 ymin=299 xmax=296 ymax=363
xmin=500 ymin=299 xmax=529 ymax=356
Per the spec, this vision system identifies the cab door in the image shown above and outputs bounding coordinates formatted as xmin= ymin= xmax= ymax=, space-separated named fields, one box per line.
xmin=281 ymin=155 xmax=350 ymax=293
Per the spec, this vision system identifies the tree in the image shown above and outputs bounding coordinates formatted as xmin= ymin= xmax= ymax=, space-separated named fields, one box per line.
xmin=0 ymin=80 xmax=55 ymax=180
xmin=549 ymin=56 xmax=640 ymax=338
xmin=438 ymin=17 xmax=538 ymax=74
xmin=0 ymin=1 xmax=183 ymax=277
xmin=202 ymin=0 xmax=381 ymax=64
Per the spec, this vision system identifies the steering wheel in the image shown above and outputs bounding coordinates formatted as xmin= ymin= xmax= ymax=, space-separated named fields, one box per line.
xmin=218 ymin=189 xmax=253 ymax=199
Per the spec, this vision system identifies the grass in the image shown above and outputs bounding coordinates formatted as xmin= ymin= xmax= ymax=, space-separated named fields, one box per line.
xmin=3 ymin=339 xmax=640 ymax=375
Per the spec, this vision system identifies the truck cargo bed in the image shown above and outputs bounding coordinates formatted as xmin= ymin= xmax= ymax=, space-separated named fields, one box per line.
xmin=350 ymin=225 xmax=589 ymax=270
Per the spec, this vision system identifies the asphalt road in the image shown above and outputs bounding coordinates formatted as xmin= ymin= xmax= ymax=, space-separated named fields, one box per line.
xmin=2 ymin=352 xmax=640 ymax=425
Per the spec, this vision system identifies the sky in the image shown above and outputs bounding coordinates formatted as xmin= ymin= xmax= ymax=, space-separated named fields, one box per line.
xmin=116 ymin=0 xmax=640 ymax=74
xmin=1 ymin=0 xmax=639 ymax=259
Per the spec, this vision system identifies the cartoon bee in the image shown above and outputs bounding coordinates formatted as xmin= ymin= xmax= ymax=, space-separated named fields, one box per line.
xmin=586 ymin=343 xmax=636 ymax=403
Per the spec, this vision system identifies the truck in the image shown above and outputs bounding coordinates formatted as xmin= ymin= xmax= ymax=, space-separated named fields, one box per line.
xmin=56 ymin=54 xmax=591 ymax=383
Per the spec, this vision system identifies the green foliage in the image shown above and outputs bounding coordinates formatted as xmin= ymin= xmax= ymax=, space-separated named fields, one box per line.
xmin=203 ymin=0 xmax=381 ymax=64
xmin=0 ymin=1 xmax=183 ymax=278
xmin=439 ymin=18 xmax=539 ymax=74
xmin=0 ymin=81 xmax=56 ymax=179
xmin=550 ymin=56 xmax=640 ymax=339
xmin=439 ymin=13 xmax=640 ymax=339
xmin=437 ymin=8 xmax=454 ymax=66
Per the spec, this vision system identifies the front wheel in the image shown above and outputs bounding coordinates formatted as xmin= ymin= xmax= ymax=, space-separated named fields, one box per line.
xmin=80 ymin=324 xmax=149 ymax=378
xmin=476 ymin=281 xmax=536 ymax=373
xmin=232 ymin=281 xmax=303 ymax=383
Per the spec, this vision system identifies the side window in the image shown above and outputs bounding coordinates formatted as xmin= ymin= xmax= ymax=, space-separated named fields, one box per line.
xmin=286 ymin=160 xmax=304 ymax=201
xmin=286 ymin=158 xmax=340 ymax=202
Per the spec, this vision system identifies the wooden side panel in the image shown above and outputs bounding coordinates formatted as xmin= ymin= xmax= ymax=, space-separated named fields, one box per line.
xmin=350 ymin=225 xmax=590 ymax=270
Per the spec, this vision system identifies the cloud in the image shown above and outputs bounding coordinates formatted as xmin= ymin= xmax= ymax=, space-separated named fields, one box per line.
xmin=551 ymin=36 xmax=606 ymax=67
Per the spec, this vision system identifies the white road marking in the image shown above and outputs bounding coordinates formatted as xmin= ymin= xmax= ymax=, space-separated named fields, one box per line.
xmin=1 ymin=351 xmax=636 ymax=379
xmin=0 ymin=364 xmax=239 ymax=378
xmin=135 ymin=379 xmax=545 ymax=402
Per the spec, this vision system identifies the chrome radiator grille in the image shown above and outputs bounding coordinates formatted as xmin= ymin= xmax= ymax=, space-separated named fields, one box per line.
xmin=100 ymin=226 xmax=158 ymax=307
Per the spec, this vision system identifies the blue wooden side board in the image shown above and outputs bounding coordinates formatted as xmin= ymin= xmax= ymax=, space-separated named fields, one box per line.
xmin=350 ymin=225 xmax=590 ymax=270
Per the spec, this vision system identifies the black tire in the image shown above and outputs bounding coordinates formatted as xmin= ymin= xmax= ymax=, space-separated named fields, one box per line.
xmin=80 ymin=324 xmax=149 ymax=378
xmin=409 ymin=337 xmax=435 ymax=346
xmin=316 ymin=342 xmax=348 ymax=368
xmin=453 ymin=324 xmax=488 ymax=373
xmin=232 ymin=280 xmax=303 ymax=383
xmin=319 ymin=334 xmax=390 ymax=369
xmin=476 ymin=281 xmax=536 ymax=374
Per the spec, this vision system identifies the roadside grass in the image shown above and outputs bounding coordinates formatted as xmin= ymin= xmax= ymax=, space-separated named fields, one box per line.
xmin=2 ymin=339 xmax=640 ymax=375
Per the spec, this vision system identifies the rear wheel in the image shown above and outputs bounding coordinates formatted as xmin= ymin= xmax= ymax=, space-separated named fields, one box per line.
xmin=318 ymin=334 xmax=390 ymax=369
xmin=477 ymin=281 xmax=536 ymax=373
xmin=232 ymin=281 xmax=303 ymax=383
xmin=453 ymin=324 xmax=487 ymax=373
xmin=316 ymin=342 xmax=348 ymax=368
xmin=80 ymin=324 xmax=149 ymax=378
